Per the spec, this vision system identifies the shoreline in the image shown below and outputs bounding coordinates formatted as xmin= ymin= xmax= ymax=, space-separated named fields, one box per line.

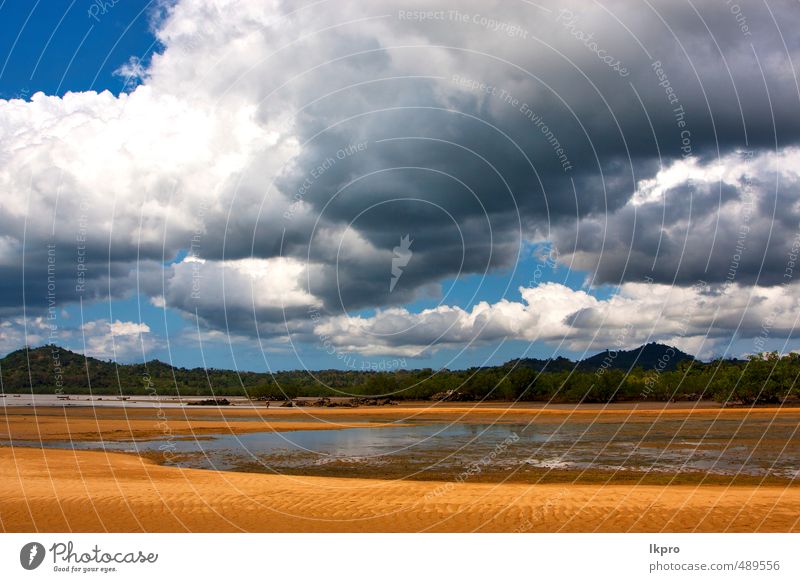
xmin=2 ymin=403 xmax=799 ymax=487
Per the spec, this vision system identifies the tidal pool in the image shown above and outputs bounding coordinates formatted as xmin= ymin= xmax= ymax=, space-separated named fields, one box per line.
xmin=11 ymin=414 xmax=800 ymax=482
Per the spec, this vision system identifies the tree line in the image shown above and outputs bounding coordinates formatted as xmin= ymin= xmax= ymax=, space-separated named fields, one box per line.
xmin=1 ymin=345 xmax=797 ymax=405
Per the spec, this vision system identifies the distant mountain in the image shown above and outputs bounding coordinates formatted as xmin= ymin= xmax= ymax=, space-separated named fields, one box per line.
xmin=0 ymin=344 xmax=402 ymax=397
xmin=506 ymin=343 xmax=693 ymax=373
xmin=579 ymin=342 xmax=694 ymax=372
xmin=0 ymin=342 xmax=694 ymax=398
xmin=0 ymin=344 xmax=102 ymax=391
xmin=0 ymin=344 xmax=264 ymax=396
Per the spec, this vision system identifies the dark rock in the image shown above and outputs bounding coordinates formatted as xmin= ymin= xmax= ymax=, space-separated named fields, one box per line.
xmin=193 ymin=398 xmax=231 ymax=406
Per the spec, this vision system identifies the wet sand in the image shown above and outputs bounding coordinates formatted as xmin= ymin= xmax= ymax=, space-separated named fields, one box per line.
xmin=4 ymin=401 xmax=799 ymax=441
xmin=0 ymin=405 xmax=402 ymax=440
xmin=1 ymin=403 xmax=799 ymax=532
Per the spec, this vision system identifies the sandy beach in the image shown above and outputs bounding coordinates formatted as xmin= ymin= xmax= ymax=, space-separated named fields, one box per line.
xmin=1 ymin=403 xmax=799 ymax=532
xmin=2 ymin=447 xmax=798 ymax=532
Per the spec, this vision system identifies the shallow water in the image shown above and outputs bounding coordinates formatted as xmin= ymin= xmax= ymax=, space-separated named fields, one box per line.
xmin=10 ymin=415 xmax=800 ymax=480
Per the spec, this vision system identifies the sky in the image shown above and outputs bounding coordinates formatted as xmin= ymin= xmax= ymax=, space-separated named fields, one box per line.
xmin=1 ymin=0 xmax=800 ymax=372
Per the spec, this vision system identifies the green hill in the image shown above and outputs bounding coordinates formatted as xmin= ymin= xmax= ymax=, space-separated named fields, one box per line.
xmin=579 ymin=342 xmax=694 ymax=372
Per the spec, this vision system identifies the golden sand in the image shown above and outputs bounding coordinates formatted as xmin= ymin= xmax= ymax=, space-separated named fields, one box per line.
xmin=1 ymin=447 xmax=798 ymax=532
xmin=0 ymin=406 xmax=398 ymax=440
xmin=1 ymin=404 xmax=799 ymax=532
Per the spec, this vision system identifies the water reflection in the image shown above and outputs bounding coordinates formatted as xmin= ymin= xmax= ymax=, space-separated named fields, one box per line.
xmin=9 ymin=415 xmax=799 ymax=480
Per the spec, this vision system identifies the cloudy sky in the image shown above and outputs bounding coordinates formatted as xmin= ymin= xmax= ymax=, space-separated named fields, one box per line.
xmin=1 ymin=0 xmax=799 ymax=371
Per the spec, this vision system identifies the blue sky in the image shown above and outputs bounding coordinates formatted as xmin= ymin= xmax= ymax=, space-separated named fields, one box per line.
xmin=54 ymin=245 xmax=595 ymax=371
xmin=0 ymin=0 xmax=158 ymax=99
xmin=0 ymin=3 xmax=607 ymax=370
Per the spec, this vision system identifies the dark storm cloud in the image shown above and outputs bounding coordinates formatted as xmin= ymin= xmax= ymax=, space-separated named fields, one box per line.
xmin=2 ymin=0 xmax=800 ymax=341
xmin=552 ymin=150 xmax=800 ymax=286
xmin=217 ymin=0 xmax=800 ymax=301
